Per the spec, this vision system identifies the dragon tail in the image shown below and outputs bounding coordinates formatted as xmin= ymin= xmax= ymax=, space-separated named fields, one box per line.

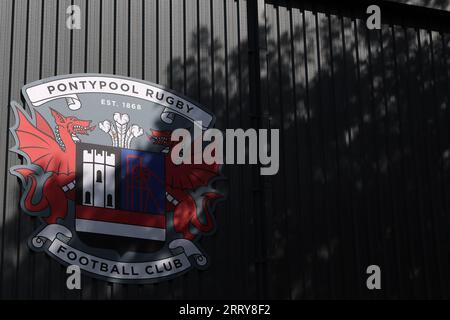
xmin=191 ymin=192 xmax=222 ymax=234
xmin=15 ymin=168 xmax=49 ymax=214
xmin=172 ymin=190 xmax=222 ymax=240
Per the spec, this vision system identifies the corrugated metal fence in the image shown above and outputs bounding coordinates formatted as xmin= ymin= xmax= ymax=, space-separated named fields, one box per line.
xmin=0 ymin=0 xmax=449 ymax=299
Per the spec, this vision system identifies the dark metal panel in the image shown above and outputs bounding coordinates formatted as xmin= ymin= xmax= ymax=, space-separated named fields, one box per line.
xmin=439 ymin=31 xmax=450 ymax=298
xmin=197 ymin=0 xmax=214 ymax=299
xmin=143 ymin=0 xmax=157 ymax=83
xmin=341 ymin=15 xmax=365 ymax=298
xmin=86 ymin=0 xmax=101 ymax=73
xmin=129 ymin=0 xmax=143 ymax=79
xmin=392 ymin=24 xmax=423 ymax=297
xmin=2 ymin=0 xmax=29 ymax=300
xmin=303 ymin=9 xmax=330 ymax=298
xmin=406 ymin=26 xmax=435 ymax=297
xmin=379 ymin=23 xmax=408 ymax=298
xmin=431 ymin=30 xmax=450 ymax=298
xmin=417 ymin=28 xmax=446 ymax=298
xmin=235 ymin=0 xmax=258 ymax=299
xmin=283 ymin=0 xmax=450 ymax=33
xmin=157 ymin=0 xmax=170 ymax=87
xmin=35 ymin=0 xmax=59 ymax=300
xmin=277 ymin=4 xmax=299 ymax=299
xmin=177 ymin=0 xmax=199 ymax=300
xmin=261 ymin=0 xmax=450 ymax=299
xmin=329 ymin=13 xmax=351 ymax=298
xmin=72 ymin=0 xmax=86 ymax=74
xmin=365 ymin=20 xmax=384 ymax=299
xmin=100 ymin=0 xmax=115 ymax=74
xmin=355 ymin=17 xmax=377 ymax=299
xmin=0 ymin=0 xmax=14 ymax=300
xmin=289 ymin=6 xmax=312 ymax=299
xmin=264 ymin=3 xmax=289 ymax=299
xmin=386 ymin=0 xmax=450 ymax=11
xmin=317 ymin=11 xmax=341 ymax=299
xmin=171 ymin=0 xmax=184 ymax=97
xmin=327 ymin=12 xmax=344 ymax=298
xmin=210 ymin=0 xmax=228 ymax=299
xmin=1 ymin=0 xmax=29 ymax=299
xmin=17 ymin=0 xmax=44 ymax=300
xmin=224 ymin=0 xmax=243 ymax=299
xmin=368 ymin=19 xmax=395 ymax=299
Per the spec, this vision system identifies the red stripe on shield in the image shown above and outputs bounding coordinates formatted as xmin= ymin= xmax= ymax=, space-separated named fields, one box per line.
xmin=76 ymin=205 xmax=166 ymax=228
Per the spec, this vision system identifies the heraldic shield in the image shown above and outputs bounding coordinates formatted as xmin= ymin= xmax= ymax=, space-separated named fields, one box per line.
xmin=9 ymin=74 xmax=224 ymax=283
xmin=75 ymin=143 xmax=166 ymax=242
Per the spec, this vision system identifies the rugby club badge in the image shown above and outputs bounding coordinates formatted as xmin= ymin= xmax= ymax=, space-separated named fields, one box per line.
xmin=9 ymin=74 xmax=224 ymax=283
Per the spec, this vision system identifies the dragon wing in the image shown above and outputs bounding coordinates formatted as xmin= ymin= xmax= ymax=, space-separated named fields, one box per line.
xmin=11 ymin=105 xmax=70 ymax=175
xmin=148 ymin=129 xmax=222 ymax=190
xmin=35 ymin=110 xmax=56 ymax=138
xmin=166 ymin=159 xmax=220 ymax=190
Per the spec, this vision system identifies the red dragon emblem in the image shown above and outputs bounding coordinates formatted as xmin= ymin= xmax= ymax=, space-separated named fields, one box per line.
xmin=11 ymin=106 xmax=222 ymax=241
xmin=10 ymin=74 xmax=224 ymax=283
xmin=11 ymin=106 xmax=95 ymax=224
xmin=148 ymin=129 xmax=223 ymax=240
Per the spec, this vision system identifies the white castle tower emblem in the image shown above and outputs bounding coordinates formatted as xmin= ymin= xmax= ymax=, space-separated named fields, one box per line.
xmin=82 ymin=148 xmax=116 ymax=209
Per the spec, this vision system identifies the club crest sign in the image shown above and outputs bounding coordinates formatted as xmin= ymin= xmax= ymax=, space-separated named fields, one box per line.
xmin=9 ymin=74 xmax=224 ymax=283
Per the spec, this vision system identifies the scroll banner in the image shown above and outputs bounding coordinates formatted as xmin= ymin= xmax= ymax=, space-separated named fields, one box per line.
xmin=31 ymin=224 xmax=207 ymax=281
xmin=23 ymin=75 xmax=213 ymax=129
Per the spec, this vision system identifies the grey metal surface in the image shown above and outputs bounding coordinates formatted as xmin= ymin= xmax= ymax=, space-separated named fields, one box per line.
xmin=388 ymin=0 xmax=450 ymax=11
xmin=0 ymin=0 xmax=449 ymax=299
